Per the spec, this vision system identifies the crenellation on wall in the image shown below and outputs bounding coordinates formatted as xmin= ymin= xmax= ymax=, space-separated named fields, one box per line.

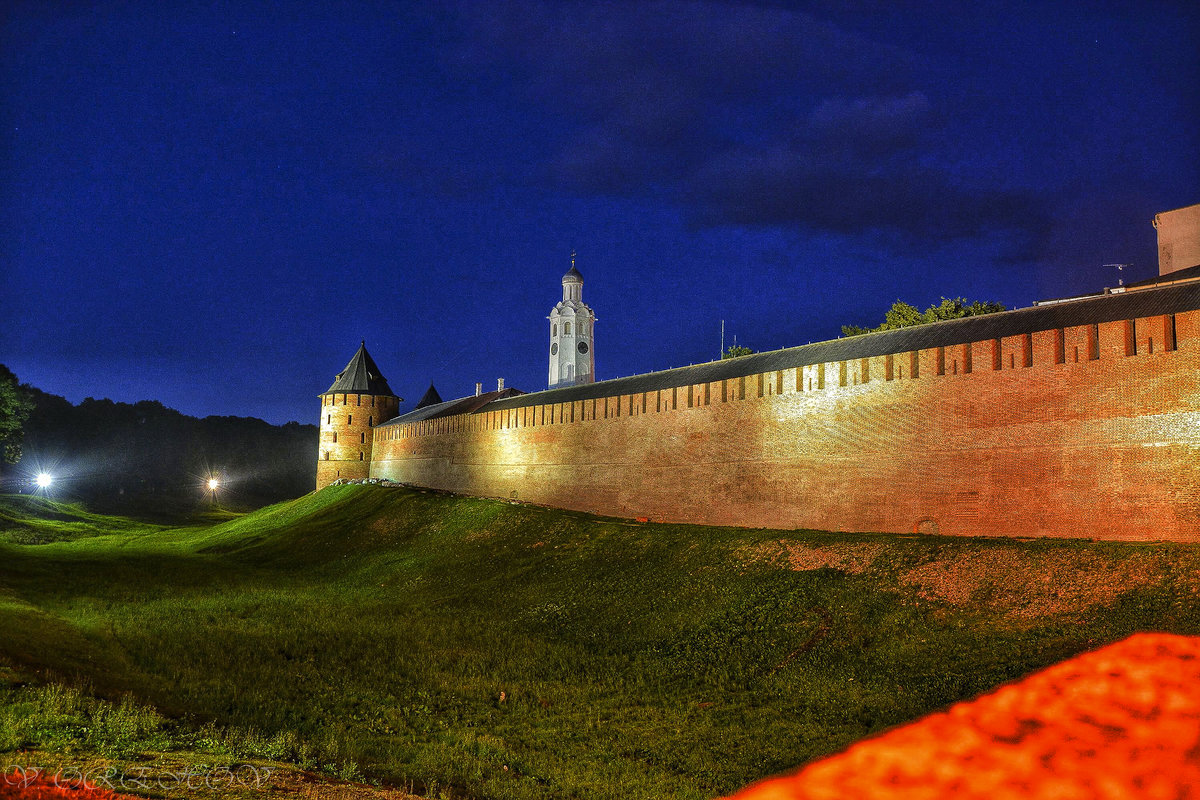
xmin=1096 ymin=319 xmax=1126 ymax=360
xmin=1174 ymin=310 xmax=1196 ymax=348
xmin=374 ymin=307 xmax=1199 ymax=447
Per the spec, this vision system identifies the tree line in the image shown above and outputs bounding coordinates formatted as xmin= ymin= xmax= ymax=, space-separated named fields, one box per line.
xmin=0 ymin=364 xmax=317 ymax=513
xmin=714 ymin=297 xmax=1005 ymax=358
xmin=841 ymin=297 xmax=1006 ymax=336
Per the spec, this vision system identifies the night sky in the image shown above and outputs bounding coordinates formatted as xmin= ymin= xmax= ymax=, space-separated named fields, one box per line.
xmin=3 ymin=1 xmax=1198 ymax=425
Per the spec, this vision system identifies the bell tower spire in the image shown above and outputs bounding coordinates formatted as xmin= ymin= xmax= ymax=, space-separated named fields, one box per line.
xmin=548 ymin=252 xmax=596 ymax=388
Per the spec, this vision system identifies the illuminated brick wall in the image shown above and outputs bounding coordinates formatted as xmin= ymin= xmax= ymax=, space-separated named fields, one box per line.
xmin=316 ymin=392 xmax=399 ymax=489
xmin=370 ymin=309 xmax=1200 ymax=541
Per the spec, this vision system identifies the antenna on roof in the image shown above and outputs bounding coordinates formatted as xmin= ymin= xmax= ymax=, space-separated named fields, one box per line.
xmin=1103 ymin=263 xmax=1130 ymax=287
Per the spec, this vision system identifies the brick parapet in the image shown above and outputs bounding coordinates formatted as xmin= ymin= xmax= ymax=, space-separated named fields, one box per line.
xmin=368 ymin=309 xmax=1199 ymax=540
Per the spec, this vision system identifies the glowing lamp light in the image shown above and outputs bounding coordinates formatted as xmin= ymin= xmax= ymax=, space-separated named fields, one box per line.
xmin=207 ymin=478 xmax=220 ymax=491
xmin=35 ymin=473 xmax=53 ymax=489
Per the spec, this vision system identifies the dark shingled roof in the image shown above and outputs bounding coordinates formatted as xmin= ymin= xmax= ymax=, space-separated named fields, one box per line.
xmin=481 ymin=282 xmax=1200 ymax=412
xmin=1125 ymin=264 xmax=1200 ymax=289
xmin=323 ymin=342 xmax=397 ymax=396
xmin=415 ymin=383 xmax=443 ymax=409
xmin=563 ymin=265 xmax=583 ymax=282
xmin=379 ymin=388 xmax=525 ymax=427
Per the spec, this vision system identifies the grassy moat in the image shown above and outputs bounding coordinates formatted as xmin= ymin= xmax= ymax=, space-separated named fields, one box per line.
xmin=1 ymin=486 xmax=1198 ymax=799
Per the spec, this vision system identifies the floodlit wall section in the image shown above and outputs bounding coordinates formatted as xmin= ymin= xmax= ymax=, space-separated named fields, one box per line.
xmin=371 ymin=311 xmax=1200 ymax=541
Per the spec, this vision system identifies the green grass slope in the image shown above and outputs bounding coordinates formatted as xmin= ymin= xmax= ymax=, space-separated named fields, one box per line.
xmin=1 ymin=486 xmax=1199 ymax=799
xmin=0 ymin=496 xmax=163 ymax=545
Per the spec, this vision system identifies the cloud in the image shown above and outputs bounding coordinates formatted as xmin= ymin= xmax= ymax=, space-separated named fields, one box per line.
xmin=685 ymin=146 xmax=1047 ymax=241
xmin=455 ymin=0 xmax=1048 ymax=249
xmin=805 ymin=92 xmax=932 ymax=155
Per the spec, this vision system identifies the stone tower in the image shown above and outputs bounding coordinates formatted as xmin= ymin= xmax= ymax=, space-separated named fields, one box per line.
xmin=316 ymin=342 xmax=400 ymax=489
xmin=548 ymin=254 xmax=597 ymax=388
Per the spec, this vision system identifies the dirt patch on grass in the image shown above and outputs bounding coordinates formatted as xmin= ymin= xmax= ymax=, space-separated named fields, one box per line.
xmin=270 ymin=769 xmax=421 ymax=799
xmin=899 ymin=549 xmax=1165 ymax=620
xmin=740 ymin=541 xmax=886 ymax=574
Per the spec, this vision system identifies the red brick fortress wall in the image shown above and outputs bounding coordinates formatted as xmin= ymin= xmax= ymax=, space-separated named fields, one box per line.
xmin=316 ymin=392 xmax=399 ymax=489
xmin=370 ymin=309 xmax=1200 ymax=541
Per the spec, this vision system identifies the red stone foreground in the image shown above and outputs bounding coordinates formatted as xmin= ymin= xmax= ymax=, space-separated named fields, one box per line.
xmin=0 ymin=771 xmax=138 ymax=799
xmin=730 ymin=633 xmax=1200 ymax=800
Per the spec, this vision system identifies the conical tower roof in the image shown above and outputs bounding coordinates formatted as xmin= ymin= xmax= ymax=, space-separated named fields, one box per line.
xmin=415 ymin=383 xmax=443 ymax=409
xmin=324 ymin=341 xmax=396 ymax=396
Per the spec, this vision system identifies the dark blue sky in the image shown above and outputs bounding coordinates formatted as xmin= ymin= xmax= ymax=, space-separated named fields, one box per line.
xmin=3 ymin=1 xmax=1198 ymax=424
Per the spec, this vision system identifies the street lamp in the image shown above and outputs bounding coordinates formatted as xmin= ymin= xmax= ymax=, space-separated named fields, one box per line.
xmin=35 ymin=473 xmax=53 ymax=490
xmin=207 ymin=477 xmax=219 ymax=504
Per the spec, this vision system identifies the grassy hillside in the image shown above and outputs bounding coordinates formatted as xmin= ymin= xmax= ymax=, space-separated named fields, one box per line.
xmin=1 ymin=487 xmax=1199 ymax=799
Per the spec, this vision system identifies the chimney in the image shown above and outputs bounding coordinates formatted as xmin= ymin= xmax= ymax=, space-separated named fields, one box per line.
xmin=497 ymin=378 xmax=505 ymax=391
xmin=475 ymin=382 xmax=482 ymax=396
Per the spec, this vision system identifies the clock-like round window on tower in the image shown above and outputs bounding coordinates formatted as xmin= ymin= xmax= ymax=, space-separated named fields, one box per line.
xmin=577 ymin=341 xmax=589 ymax=354
xmin=551 ymin=343 xmax=559 ymax=355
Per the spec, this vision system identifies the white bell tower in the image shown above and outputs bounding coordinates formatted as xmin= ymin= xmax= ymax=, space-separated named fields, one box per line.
xmin=548 ymin=252 xmax=596 ymax=388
